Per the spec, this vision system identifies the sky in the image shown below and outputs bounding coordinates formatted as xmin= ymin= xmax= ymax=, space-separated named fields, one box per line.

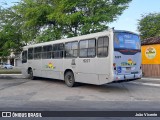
xmin=1 ymin=0 xmax=160 ymax=34
xmin=109 ymin=0 xmax=160 ymax=33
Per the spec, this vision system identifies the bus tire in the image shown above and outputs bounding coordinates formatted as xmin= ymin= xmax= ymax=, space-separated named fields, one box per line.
xmin=64 ymin=71 xmax=75 ymax=87
xmin=29 ymin=69 xmax=35 ymax=80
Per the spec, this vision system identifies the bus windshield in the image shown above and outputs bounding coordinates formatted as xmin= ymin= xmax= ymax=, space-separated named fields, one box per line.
xmin=114 ymin=32 xmax=141 ymax=50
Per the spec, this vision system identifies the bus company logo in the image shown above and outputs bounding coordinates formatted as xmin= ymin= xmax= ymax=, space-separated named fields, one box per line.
xmin=45 ymin=62 xmax=55 ymax=69
xmin=145 ymin=47 xmax=156 ymax=59
xmin=1 ymin=112 xmax=42 ymax=118
xmin=2 ymin=112 xmax=11 ymax=117
xmin=121 ymin=59 xmax=136 ymax=66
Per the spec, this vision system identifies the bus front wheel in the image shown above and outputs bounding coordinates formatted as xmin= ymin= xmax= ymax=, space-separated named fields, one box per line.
xmin=29 ymin=69 xmax=35 ymax=80
xmin=64 ymin=71 xmax=75 ymax=87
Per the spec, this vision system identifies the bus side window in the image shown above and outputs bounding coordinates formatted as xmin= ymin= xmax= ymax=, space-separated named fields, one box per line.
xmin=42 ymin=45 xmax=52 ymax=59
xmin=34 ymin=47 xmax=42 ymax=59
xmin=58 ymin=43 xmax=64 ymax=58
xmin=97 ymin=36 xmax=109 ymax=57
xmin=79 ymin=39 xmax=96 ymax=58
xmin=52 ymin=43 xmax=64 ymax=59
xmin=22 ymin=51 xmax=27 ymax=63
xmin=65 ymin=41 xmax=78 ymax=58
xmin=28 ymin=48 xmax=33 ymax=59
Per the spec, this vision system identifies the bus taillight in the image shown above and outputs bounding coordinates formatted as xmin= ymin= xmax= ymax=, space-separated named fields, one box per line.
xmin=113 ymin=63 xmax=116 ymax=70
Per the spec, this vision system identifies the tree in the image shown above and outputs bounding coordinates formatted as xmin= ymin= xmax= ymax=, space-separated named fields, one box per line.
xmin=138 ymin=13 xmax=160 ymax=40
xmin=0 ymin=0 xmax=132 ymax=57
xmin=0 ymin=7 xmax=23 ymax=57
xmin=14 ymin=0 xmax=132 ymax=40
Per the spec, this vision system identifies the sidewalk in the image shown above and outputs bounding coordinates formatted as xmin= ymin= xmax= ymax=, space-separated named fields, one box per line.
xmin=132 ymin=77 xmax=160 ymax=87
xmin=141 ymin=77 xmax=160 ymax=81
xmin=0 ymin=74 xmax=25 ymax=79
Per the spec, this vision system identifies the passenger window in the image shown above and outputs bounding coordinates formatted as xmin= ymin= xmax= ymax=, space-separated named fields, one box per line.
xmin=28 ymin=48 xmax=33 ymax=59
xmin=79 ymin=40 xmax=88 ymax=49
xmin=65 ymin=41 xmax=78 ymax=58
xmin=52 ymin=43 xmax=64 ymax=59
xmin=79 ymin=39 xmax=96 ymax=58
xmin=22 ymin=51 xmax=27 ymax=63
xmin=42 ymin=45 xmax=52 ymax=59
xmin=97 ymin=36 xmax=109 ymax=57
xmin=34 ymin=47 xmax=42 ymax=59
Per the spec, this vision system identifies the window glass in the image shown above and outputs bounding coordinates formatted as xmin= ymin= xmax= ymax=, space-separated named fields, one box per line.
xmin=88 ymin=48 xmax=95 ymax=57
xmin=22 ymin=51 xmax=27 ymax=63
xmin=104 ymin=48 xmax=108 ymax=56
xmin=58 ymin=44 xmax=64 ymax=50
xmin=60 ymin=51 xmax=63 ymax=58
xmin=89 ymin=40 xmax=95 ymax=48
xmin=42 ymin=45 xmax=52 ymax=59
xmin=28 ymin=48 xmax=33 ymax=59
xmin=79 ymin=39 xmax=96 ymax=58
xmin=97 ymin=36 xmax=109 ymax=57
xmin=97 ymin=48 xmax=103 ymax=57
xmin=53 ymin=44 xmax=58 ymax=51
xmin=65 ymin=42 xmax=78 ymax=58
xmin=73 ymin=50 xmax=78 ymax=57
xmin=65 ymin=43 xmax=72 ymax=50
xmin=35 ymin=47 xmax=42 ymax=52
xmin=114 ymin=32 xmax=140 ymax=50
xmin=98 ymin=38 xmax=103 ymax=47
xmin=104 ymin=37 xmax=109 ymax=46
xmin=80 ymin=40 xmax=88 ymax=49
xmin=52 ymin=43 xmax=64 ymax=58
xmin=72 ymin=42 xmax=78 ymax=49
xmin=79 ymin=49 xmax=87 ymax=57
xmin=34 ymin=47 xmax=42 ymax=59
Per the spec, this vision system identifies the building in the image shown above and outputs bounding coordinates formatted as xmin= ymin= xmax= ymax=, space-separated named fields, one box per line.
xmin=0 ymin=52 xmax=21 ymax=67
xmin=141 ymin=36 xmax=160 ymax=77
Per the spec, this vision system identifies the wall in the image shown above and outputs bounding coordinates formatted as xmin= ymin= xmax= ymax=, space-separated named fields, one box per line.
xmin=141 ymin=44 xmax=160 ymax=77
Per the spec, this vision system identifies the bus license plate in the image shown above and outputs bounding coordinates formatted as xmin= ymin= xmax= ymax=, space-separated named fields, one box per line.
xmin=126 ymin=67 xmax=131 ymax=71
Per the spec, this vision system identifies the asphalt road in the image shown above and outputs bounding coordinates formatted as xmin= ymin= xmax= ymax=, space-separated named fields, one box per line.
xmin=0 ymin=75 xmax=160 ymax=119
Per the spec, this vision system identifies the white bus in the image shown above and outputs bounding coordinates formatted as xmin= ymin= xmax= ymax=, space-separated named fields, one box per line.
xmin=21 ymin=29 xmax=142 ymax=87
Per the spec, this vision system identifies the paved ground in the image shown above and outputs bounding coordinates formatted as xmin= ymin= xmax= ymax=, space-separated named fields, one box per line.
xmin=0 ymin=75 xmax=160 ymax=119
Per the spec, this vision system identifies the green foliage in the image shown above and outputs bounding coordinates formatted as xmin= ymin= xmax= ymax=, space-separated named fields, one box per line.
xmin=0 ymin=7 xmax=23 ymax=57
xmin=13 ymin=0 xmax=131 ymax=41
xmin=138 ymin=13 xmax=160 ymax=40
xmin=0 ymin=0 xmax=132 ymax=57
xmin=48 ymin=0 xmax=132 ymax=37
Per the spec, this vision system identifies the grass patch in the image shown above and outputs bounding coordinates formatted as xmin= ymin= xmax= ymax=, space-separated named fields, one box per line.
xmin=0 ymin=68 xmax=21 ymax=74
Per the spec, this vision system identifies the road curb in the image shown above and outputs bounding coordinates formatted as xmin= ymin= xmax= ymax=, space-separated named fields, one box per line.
xmin=141 ymin=78 xmax=160 ymax=81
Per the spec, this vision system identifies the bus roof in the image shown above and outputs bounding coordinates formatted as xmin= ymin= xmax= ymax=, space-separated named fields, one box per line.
xmin=23 ymin=30 xmax=112 ymax=49
xmin=114 ymin=30 xmax=139 ymax=36
xmin=23 ymin=29 xmax=138 ymax=49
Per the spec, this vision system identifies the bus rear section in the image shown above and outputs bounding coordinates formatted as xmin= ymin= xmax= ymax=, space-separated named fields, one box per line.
xmin=113 ymin=31 xmax=142 ymax=81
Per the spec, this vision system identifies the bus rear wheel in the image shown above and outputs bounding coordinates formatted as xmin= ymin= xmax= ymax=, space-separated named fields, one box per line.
xmin=29 ymin=69 xmax=35 ymax=80
xmin=64 ymin=71 xmax=75 ymax=87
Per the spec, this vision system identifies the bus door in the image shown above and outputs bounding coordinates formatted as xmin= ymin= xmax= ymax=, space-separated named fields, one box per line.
xmin=76 ymin=39 xmax=99 ymax=84
xmin=41 ymin=44 xmax=64 ymax=79
xmin=63 ymin=41 xmax=78 ymax=80
xmin=95 ymin=36 xmax=111 ymax=84
xmin=31 ymin=47 xmax=42 ymax=77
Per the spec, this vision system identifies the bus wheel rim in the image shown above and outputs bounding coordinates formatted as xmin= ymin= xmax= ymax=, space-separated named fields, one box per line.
xmin=67 ymin=75 xmax=72 ymax=83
